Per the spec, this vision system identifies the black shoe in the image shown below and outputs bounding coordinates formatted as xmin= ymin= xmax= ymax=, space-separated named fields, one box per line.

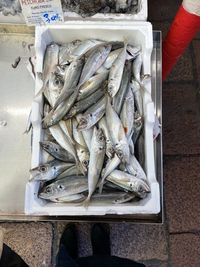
xmin=91 ymin=223 xmax=111 ymax=256
xmin=59 ymin=223 xmax=78 ymax=259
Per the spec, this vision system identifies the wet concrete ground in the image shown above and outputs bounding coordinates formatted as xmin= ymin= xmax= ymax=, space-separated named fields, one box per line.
xmin=1 ymin=0 xmax=200 ymax=266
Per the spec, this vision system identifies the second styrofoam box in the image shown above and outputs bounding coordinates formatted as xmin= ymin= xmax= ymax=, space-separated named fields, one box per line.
xmin=25 ymin=21 xmax=160 ymax=216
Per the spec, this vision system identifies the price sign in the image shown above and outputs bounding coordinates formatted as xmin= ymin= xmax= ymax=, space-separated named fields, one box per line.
xmin=19 ymin=0 xmax=64 ymax=26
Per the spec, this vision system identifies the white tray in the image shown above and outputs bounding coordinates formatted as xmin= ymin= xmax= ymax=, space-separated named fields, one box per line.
xmin=0 ymin=0 xmax=147 ymax=24
xmin=25 ymin=21 xmax=160 ymax=216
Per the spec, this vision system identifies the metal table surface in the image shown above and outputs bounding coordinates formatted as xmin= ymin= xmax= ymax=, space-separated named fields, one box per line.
xmin=0 ymin=27 xmax=163 ymax=223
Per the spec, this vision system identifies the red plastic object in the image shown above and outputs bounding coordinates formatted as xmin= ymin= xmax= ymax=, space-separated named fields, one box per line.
xmin=162 ymin=5 xmax=200 ymax=80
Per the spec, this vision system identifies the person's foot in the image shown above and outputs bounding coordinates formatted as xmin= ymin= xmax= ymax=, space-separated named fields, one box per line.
xmin=91 ymin=223 xmax=111 ymax=255
xmin=59 ymin=223 xmax=78 ymax=259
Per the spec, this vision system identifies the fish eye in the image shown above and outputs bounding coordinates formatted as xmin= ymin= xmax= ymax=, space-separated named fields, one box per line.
xmin=46 ymin=187 xmax=52 ymax=193
xmin=99 ymin=136 xmax=104 ymax=141
xmin=55 ymin=148 xmax=58 ymax=152
xmin=57 ymin=184 xmax=65 ymax=190
xmin=40 ymin=166 xmax=46 ymax=172
xmin=82 ymin=160 xmax=89 ymax=167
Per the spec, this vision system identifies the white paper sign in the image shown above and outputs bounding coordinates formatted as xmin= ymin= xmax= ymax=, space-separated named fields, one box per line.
xmin=20 ymin=0 xmax=64 ymax=26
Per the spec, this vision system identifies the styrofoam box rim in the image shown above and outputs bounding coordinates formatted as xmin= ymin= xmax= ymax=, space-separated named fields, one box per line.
xmin=25 ymin=21 xmax=160 ymax=216
xmin=0 ymin=0 xmax=147 ymax=24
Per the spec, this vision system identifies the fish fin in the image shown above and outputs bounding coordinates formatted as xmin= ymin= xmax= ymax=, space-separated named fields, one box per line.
xmin=98 ymin=181 xmax=104 ymax=194
xmin=83 ymin=196 xmax=91 ymax=208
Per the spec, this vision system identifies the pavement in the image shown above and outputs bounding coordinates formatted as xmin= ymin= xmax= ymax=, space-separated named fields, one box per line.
xmin=1 ymin=0 xmax=200 ymax=266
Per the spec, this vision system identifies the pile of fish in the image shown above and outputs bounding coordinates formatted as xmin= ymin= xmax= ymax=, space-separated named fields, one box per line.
xmin=30 ymin=38 xmax=150 ymax=207
xmin=62 ymin=0 xmax=141 ymax=17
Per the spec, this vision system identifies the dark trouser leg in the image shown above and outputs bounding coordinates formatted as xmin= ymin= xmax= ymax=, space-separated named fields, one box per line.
xmin=0 ymin=244 xmax=28 ymax=267
xmin=77 ymin=255 xmax=146 ymax=267
xmin=56 ymin=244 xmax=79 ymax=267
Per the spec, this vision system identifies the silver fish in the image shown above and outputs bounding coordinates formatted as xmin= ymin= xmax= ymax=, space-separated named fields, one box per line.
xmin=36 ymin=43 xmax=59 ymax=96
xmin=65 ymin=86 xmax=105 ymax=119
xmin=126 ymin=154 xmax=147 ymax=181
xmin=91 ymin=192 xmax=134 ymax=204
xmin=133 ymin=111 xmax=143 ymax=144
xmin=39 ymin=176 xmax=88 ymax=200
xmin=98 ymin=116 xmax=114 ymax=159
xmin=51 ymin=193 xmax=86 ymax=203
xmin=70 ymin=39 xmax=103 ymax=60
xmin=132 ymin=53 xmax=142 ymax=83
xmin=79 ymin=44 xmax=111 ymax=85
xmin=120 ymin=85 xmax=134 ymax=138
xmin=84 ymin=127 xmax=106 ymax=206
xmin=99 ymin=154 xmax=121 ymax=193
xmin=40 ymin=141 xmax=75 ymax=162
xmin=108 ymin=43 xmax=127 ymax=97
xmin=59 ymin=40 xmax=81 ymax=65
xmin=106 ymin=100 xmax=130 ymax=163
xmin=73 ymin=118 xmax=89 ymax=173
xmin=97 ymin=48 xmax=123 ymax=72
xmin=49 ymin=124 xmax=79 ymax=164
xmin=44 ymin=73 xmax=63 ymax=107
xmin=76 ymin=114 xmax=93 ymax=151
xmin=112 ymin=192 xmax=136 ymax=204
xmin=30 ymin=160 xmax=74 ymax=181
xmin=53 ymin=58 xmax=84 ymax=109
xmin=59 ymin=120 xmax=75 ymax=146
xmin=77 ymin=97 xmax=106 ymax=130
xmin=131 ymin=79 xmax=143 ymax=117
xmin=43 ymin=85 xmax=80 ymax=128
xmin=77 ymin=71 xmax=108 ymax=101
xmin=106 ymin=170 xmax=150 ymax=198
xmin=113 ymin=60 xmax=132 ymax=115
xmin=58 ymin=165 xmax=82 ymax=179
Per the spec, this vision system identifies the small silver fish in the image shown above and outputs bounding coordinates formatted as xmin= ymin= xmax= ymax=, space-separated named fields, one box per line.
xmin=51 ymin=193 xmax=86 ymax=203
xmin=49 ymin=124 xmax=79 ymax=164
xmin=126 ymin=154 xmax=147 ymax=181
xmin=98 ymin=116 xmax=115 ymax=159
xmin=77 ymin=97 xmax=106 ymax=130
xmin=76 ymin=114 xmax=93 ymax=151
xmin=65 ymin=86 xmax=105 ymax=119
xmin=99 ymin=154 xmax=121 ymax=193
xmin=36 ymin=43 xmax=59 ymax=96
xmin=120 ymin=85 xmax=135 ymax=138
xmin=44 ymin=73 xmax=63 ymax=108
xmin=77 ymin=71 xmax=108 ymax=101
xmin=79 ymin=44 xmax=111 ymax=85
xmin=30 ymin=160 xmax=74 ymax=181
xmin=40 ymin=141 xmax=75 ymax=162
xmin=113 ymin=60 xmax=132 ymax=115
xmin=106 ymin=170 xmax=150 ymax=198
xmin=39 ymin=176 xmax=88 ymax=200
xmin=106 ymin=100 xmax=130 ymax=163
xmin=131 ymin=79 xmax=143 ymax=117
xmin=53 ymin=58 xmax=84 ymax=109
xmin=58 ymin=165 xmax=82 ymax=179
xmin=108 ymin=43 xmax=127 ymax=97
xmin=84 ymin=127 xmax=106 ymax=206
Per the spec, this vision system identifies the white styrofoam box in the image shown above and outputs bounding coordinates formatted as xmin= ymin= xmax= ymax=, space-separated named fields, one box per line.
xmin=0 ymin=0 xmax=147 ymax=24
xmin=25 ymin=21 xmax=160 ymax=216
xmin=64 ymin=0 xmax=147 ymax=21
